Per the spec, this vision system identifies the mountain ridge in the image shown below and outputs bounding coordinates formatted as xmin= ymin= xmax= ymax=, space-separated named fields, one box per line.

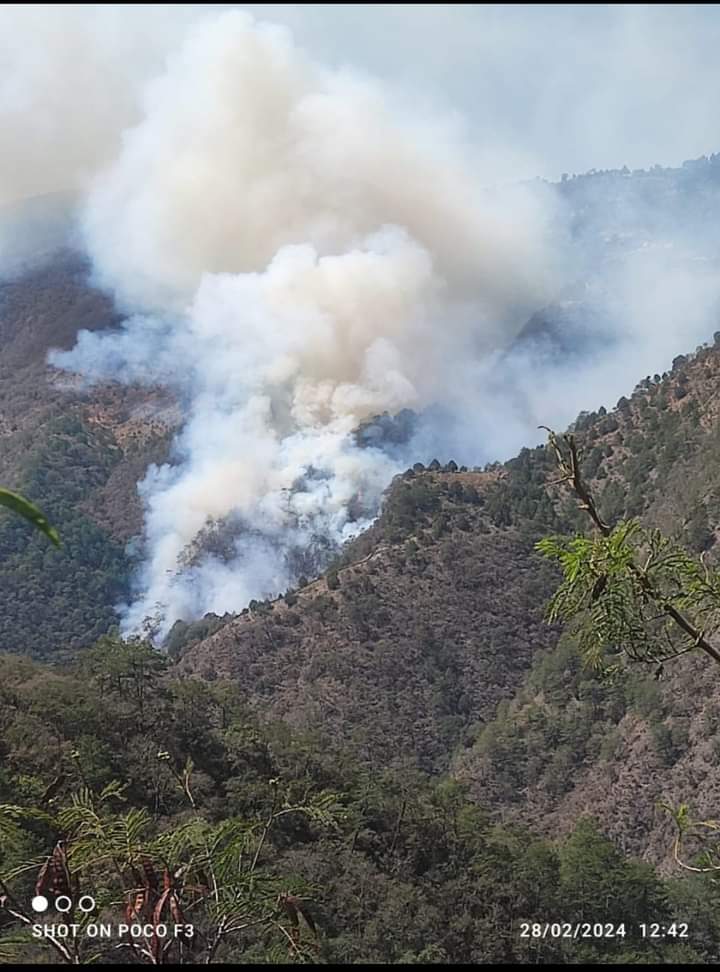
xmin=175 ymin=335 xmax=720 ymax=866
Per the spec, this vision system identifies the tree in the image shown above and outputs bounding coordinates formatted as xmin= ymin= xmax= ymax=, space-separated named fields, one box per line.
xmin=82 ymin=633 xmax=168 ymax=718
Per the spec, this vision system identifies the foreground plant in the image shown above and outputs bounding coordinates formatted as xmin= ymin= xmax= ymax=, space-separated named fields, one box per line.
xmin=0 ymin=486 xmax=59 ymax=546
xmin=537 ymin=428 xmax=720 ymax=672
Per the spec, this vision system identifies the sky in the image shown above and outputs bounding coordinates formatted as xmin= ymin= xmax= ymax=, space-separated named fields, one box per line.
xmin=242 ymin=4 xmax=720 ymax=182
xmin=2 ymin=4 xmax=720 ymax=209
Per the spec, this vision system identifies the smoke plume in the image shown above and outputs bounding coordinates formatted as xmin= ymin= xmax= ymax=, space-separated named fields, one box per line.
xmin=0 ymin=5 xmax=716 ymax=636
xmin=45 ymin=8 xmax=563 ymax=635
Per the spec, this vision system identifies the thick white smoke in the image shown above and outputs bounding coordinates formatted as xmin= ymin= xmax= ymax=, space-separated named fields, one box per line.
xmin=47 ymin=8 xmax=563 ymax=635
xmin=79 ymin=11 xmax=558 ymax=316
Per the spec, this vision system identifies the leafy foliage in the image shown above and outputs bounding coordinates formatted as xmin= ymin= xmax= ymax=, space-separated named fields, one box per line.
xmin=537 ymin=522 xmax=720 ymax=670
xmin=536 ymin=430 xmax=720 ymax=672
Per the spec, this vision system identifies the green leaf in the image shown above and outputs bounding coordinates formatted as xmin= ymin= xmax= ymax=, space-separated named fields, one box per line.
xmin=0 ymin=487 xmax=60 ymax=546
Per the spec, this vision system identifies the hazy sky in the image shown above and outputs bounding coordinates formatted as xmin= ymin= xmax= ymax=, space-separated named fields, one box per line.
xmin=244 ymin=3 xmax=720 ymax=181
xmin=1 ymin=4 xmax=718 ymax=208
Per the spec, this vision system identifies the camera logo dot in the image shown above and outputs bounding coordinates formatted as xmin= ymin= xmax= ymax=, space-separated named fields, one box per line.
xmin=31 ymin=895 xmax=49 ymax=913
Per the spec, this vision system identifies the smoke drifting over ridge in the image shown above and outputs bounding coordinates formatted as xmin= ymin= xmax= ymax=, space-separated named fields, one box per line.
xmin=2 ymin=6 xmax=718 ymax=635
xmin=45 ymin=8 xmax=565 ymax=634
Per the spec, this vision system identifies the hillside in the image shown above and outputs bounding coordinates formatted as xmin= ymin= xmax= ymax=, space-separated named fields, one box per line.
xmin=2 ymin=646 xmax=712 ymax=964
xmin=176 ymin=337 xmax=720 ymax=868
xmin=3 ymin=151 xmax=719 ymax=649
xmin=175 ymin=466 xmax=559 ymax=771
xmin=4 ymin=246 xmax=720 ymax=867
xmin=456 ymin=338 xmax=720 ymax=866
xmin=0 ymin=253 xmax=177 ymax=654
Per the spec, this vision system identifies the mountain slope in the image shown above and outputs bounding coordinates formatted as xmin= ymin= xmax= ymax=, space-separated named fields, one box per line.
xmin=455 ymin=339 xmax=720 ymax=865
xmin=178 ymin=337 xmax=720 ymax=864
xmin=177 ymin=467 xmax=560 ymax=771
xmin=0 ymin=253 xmax=177 ymax=653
